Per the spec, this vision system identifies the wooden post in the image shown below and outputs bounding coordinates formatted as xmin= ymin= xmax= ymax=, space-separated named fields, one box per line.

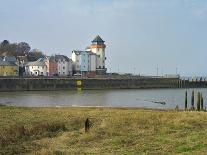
xmin=185 ymin=91 xmax=187 ymax=110
xmin=85 ymin=118 xmax=92 ymax=133
xmin=201 ymin=93 xmax=204 ymax=110
xmin=197 ymin=92 xmax=201 ymax=111
xmin=191 ymin=90 xmax=194 ymax=110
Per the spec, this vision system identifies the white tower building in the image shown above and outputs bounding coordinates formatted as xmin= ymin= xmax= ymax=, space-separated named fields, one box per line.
xmin=90 ymin=35 xmax=107 ymax=75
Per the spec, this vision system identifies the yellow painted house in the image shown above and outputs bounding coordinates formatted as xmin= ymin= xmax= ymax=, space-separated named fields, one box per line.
xmin=0 ymin=61 xmax=19 ymax=76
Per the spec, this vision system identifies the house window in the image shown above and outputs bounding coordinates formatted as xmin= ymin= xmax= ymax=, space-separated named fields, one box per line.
xmin=63 ymin=66 xmax=65 ymax=69
xmin=63 ymin=72 xmax=65 ymax=75
xmin=41 ymin=72 xmax=43 ymax=75
xmin=38 ymin=66 xmax=39 ymax=68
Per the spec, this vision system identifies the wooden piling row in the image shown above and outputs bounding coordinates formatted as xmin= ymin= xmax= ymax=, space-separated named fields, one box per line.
xmin=185 ymin=90 xmax=205 ymax=111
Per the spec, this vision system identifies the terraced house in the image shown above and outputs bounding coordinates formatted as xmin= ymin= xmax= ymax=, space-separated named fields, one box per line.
xmin=0 ymin=61 xmax=19 ymax=76
xmin=25 ymin=58 xmax=47 ymax=76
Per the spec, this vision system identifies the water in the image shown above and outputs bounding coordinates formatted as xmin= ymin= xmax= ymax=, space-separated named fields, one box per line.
xmin=0 ymin=88 xmax=206 ymax=109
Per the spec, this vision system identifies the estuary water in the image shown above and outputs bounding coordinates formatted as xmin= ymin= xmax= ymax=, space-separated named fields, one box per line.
xmin=0 ymin=88 xmax=206 ymax=109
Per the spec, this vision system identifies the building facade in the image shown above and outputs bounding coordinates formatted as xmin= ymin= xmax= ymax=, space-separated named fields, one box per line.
xmin=55 ymin=55 xmax=72 ymax=76
xmin=71 ymin=35 xmax=107 ymax=76
xmin=45 ymin=56 xmax=58 ymax=76
xmin=25 ymin=58 xmax=47 ymax=76
xmin=90 ymin=35 xmax=107 ymax=75
xmin=0 ymin=61 xmax=19 ymax=76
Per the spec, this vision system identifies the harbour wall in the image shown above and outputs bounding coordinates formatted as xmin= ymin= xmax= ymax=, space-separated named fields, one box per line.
xmin=0 ymin=77 xmax=180 ymax=92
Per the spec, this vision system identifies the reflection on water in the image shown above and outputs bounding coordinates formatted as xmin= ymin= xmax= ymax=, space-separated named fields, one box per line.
xmin=0 ymin=88 xmax=206 ymax=109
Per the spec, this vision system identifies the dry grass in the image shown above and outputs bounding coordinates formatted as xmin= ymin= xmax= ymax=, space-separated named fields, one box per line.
xmin=1 ymin=106 xmax=207 ymax=154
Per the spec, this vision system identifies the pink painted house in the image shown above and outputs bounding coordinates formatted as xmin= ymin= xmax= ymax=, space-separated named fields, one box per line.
xmin=45 ymin=56 xmax=58 ymax=76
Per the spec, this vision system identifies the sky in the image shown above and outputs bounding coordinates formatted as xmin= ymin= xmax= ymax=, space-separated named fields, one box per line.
xmin=0 ymin=0 xmax=207 ymax=76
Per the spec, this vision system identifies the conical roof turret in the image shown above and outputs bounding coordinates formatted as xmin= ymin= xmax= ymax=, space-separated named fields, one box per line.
xmin=92 ymin=35 xmax=105 ymax=43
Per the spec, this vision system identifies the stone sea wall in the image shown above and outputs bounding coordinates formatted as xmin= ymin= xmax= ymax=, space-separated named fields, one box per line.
xmin=0 ymin=77 xmax=180 ymax=92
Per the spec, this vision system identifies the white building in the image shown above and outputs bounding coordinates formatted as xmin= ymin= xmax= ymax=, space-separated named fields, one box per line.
xmin=71 ymin=35 xmax=107 ymax=76
xmin=90 ymin=35 xmax=107 ymax=75
xmin=72 ymin=50 xmax=97 ymax=76
xmin=25 ymin=58 xmax=47 ymax=76
xmin=55 ymin=55 xmax=72 ymax=76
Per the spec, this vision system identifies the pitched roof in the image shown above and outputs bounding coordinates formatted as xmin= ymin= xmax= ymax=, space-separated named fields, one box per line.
xmin=92 ymin=35 xmax=105 ymax=43
xmin=73 ymin=50 xmax=97 ymax=56
xmin=3 ymin=56 xmax=17 ymax=62
xmin=0 ymin=61 xmax=18 ymax=66
xmin=55 ymin=55 xmax=70 ymax=61
xmin=26 ymin=61 xmax=46 ymax=66
xmin=72 ymin=50 xmax=84 ymax=55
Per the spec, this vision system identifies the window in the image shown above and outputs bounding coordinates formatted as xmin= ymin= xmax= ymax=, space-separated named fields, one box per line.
xmin=63 ymin=66 xmax=65 ymax=69
xmin=63 ymin=72 xmax=65 ymax=75
xmin=41 ymin=72 xmax=43 ymax=75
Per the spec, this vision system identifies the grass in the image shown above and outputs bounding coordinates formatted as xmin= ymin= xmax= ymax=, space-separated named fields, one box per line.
xmin=1 ymin=106 xmax=207 ymax=154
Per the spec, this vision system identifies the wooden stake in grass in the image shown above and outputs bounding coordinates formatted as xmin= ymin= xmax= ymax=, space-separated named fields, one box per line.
xmin=85 ymin=118 xmax=92 ymax=133
xmin=191 ymin=90 xmax=194 ymax=110
xmin=185 ymin=91 xmax=188 ymax=110
xmin=201 ymin=93 xmax=204 ymax=110
xmin=197 ymin=92 xmax=201 ymax=111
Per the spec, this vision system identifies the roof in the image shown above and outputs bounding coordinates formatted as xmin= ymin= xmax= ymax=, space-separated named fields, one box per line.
xmin=72 ymin=50 xmax=84 ymax=55
xmin=3 ymin=56 xmax=16 ymax=62
xmin=73 ymin=50 xmax=97 ymax=56
xmin=3 ymin=56 xmax=17 ymax=62
xmin=26 ymin=61 xmax=46 ymax=66
xmin=0 ymin=61 xmax=18 ymax=66
xmin=92 ymin=35 xmax=105 ymax=43
xmin=55 ymin=55 xmax=70 ymax=61
xmin=37 ymin=58 xmax=46 ymax=62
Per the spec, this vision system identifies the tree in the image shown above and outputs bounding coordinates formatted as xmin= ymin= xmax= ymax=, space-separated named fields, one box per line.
xmin=17 ymin=42 xmax=31 ymax=55
xmin=27 ymin=49 xmax=44 ymax=61
xmin=0 ymin=40 xmax=9 ymax=47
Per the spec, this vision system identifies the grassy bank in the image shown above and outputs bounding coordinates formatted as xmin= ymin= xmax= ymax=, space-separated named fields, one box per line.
xmin=1 ymin=106 xmax=207 ymax=154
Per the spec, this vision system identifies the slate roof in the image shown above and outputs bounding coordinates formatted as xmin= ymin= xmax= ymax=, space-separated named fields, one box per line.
xmin=55 ymin=55 xmax=70 ymax=62
xmin=3 ymin=56 xmax=17 ymax=62
xmin=0 ymin=61 xmax=18 ymax=66
xmin=72 ymin=50 xmax=84 ymax=55
xmin=92 ymin=35 xmax=104 ymax=43
xmin=26 ymin=61 xmax=46 ymax=66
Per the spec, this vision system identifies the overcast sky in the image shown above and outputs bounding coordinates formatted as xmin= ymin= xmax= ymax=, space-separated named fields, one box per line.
xmin=0 ymin=0 xmax=207 ymax=76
